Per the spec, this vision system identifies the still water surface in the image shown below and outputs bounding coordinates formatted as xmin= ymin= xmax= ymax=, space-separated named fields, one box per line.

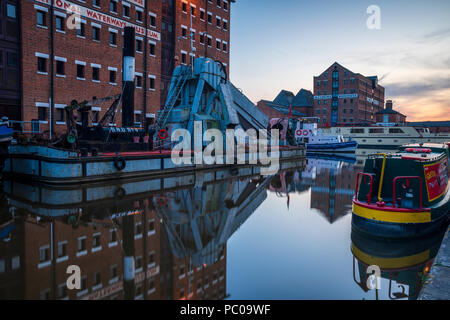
xmin=0 ymin=154 xmax=445 ymax=300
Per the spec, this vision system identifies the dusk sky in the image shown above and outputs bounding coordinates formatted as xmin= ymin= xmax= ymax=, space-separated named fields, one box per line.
xmin=229 ymin=0 xmax=450 ymax=121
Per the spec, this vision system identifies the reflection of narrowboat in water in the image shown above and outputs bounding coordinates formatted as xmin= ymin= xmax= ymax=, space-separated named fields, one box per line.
xmin=352 ymin=143 xmax=450 ymax=238
xmin=351 ymin=226 xmax=447 ymax=300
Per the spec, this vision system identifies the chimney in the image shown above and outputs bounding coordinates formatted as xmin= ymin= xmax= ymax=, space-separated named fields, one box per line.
xmin=122 ymin=27 xmax=135 ymax=128
xmin=386 ymin=100 xmax=393 ymax=110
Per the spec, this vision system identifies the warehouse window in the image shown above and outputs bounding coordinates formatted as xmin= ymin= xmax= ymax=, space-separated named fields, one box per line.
xmin=200 ymin=33 xmax=205 ymax=45
xmin=216 ymin=16 xmax=221 ymax=28
xmin=56 ymin=109 xmax=65 ymax=122
xmin=56 ymin=60 xmax=65 ymax=76
xmin=207 ymin=35 xmax=212 ymax=47
xmin=223 ymin=0 xmax=228 ymax=11
xmin=191 ymin=5 xmax=196 ymax=16
xmin=136 ymin=39 xmax=143 ymax=53
xmin=76 ymin=64 xmax=85 ymax=79
xmin=149 ymin=41 xmax=156 ymax=56
xmin=216 ymin=39 xmax=220 ymax=50
xmin=135 ymin=113 xmax=142 ymax=124
xmin=136 ymin=10 xmax=143 ymax=23
xmin=93 ymin=0 xmax=101 ymax=8
xmin=223 ymin=19 xmax=228 ymax=31
xmin=37 ymin=10 xmax=46 ymax=27
xmin=92 ymin=26 xmax=100 ymax=41
xmin=181 ymin=25 xmax=187 ymax=38
xmin=56 ymin=16 xmax=64 ymax=32
xmin=207 ymin=12 xmax=212 ymax=24
xmin=92 ymin=67 xmax=100 ymax=81
xmin=109 ymin=70 xmax=116 ymax=84
xmin=200 ymin=9 xmax=205 ymax=21
xmin=181 ymin=51 xmax=187 ymax=64
xmin=222 ymin=41 xmax=227 ymax=52
xmin=217 ymin=0 xmax=221 ymax=8
xmin=148 ymin=75 xmax=155 ymax=90
xmin=149 ymin=13 xmax=156 ymax=27
xmin=110 ymin=0 xmax=117 ymax=13
xmin=37 ymin=57 xmax=47 ymax=73
xmin=109 ymin=31 xmax=117 ymax=45
xmin=182 ymin=2 xmax=187 ymax=13
xmin=77 ymin=21 xmax=85 ymax=37
xmin=135 ymin=74 xmax=142 ymax=88
xmin=38 ymin=107 xmax=47 ymax=121
xmin=123 ymin=3 xmax=130 ymax=18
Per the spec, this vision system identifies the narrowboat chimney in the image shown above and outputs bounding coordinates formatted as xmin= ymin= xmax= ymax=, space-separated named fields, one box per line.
xmin=122 ymin=27 xmax=135 ymax=128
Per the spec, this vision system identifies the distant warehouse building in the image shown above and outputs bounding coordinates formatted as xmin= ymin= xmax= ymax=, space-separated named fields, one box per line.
xmin=313 ymin=62 xmax=385 ymax=127
xmin=257 ymin=89 xmax=314 ymax=119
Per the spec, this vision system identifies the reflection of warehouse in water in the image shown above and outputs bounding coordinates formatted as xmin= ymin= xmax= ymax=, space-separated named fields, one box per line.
xmin=0 ymin=164 xmax=285 ymax=300
xmin=267 ymin=156 xmax=359 ymax=223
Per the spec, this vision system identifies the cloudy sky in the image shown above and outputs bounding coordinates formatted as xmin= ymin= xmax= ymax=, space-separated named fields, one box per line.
xmin=229 ymin=0 xmax=450 ymax=121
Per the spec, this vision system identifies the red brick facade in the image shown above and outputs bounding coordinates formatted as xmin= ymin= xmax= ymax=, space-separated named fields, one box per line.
xmin=313 ymin=62 xmax=385 ymax=128
xmin=17 ymin=0 xmax=231 ymax=135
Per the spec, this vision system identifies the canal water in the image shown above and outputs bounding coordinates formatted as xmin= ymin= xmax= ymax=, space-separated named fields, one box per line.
xmin=0 ymin=153 xmax=446 ymax=300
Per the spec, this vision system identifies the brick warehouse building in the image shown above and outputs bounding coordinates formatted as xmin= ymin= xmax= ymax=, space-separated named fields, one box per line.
xmin=0 ymin=0 xmax=21 ymax=121
xmin=313 ymin=62 xmax=385 ymax=128
xmin=5 ymin=0 xmax=232 ymax=135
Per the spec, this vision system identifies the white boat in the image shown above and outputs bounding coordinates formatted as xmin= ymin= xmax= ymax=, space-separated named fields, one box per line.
xmin=320 ymin=125 xmax=450 ymax=149
xmin=295 ymin=121 xmax=358 ymax=153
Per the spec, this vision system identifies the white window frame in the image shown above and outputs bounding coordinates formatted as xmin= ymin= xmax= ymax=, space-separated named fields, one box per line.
xmin=149 ymin=40 xmax=156 ymax=57
xmin=222 ymin=40 xmax=228 ymax=52
xmin=36 ymin=52 xmax=49 ymax=75
xmin=136 ymin=7 xmax=144 ymax=23
xmin=181 ymin=1 xmax=188 ymax=13
xmin=148 ymin=12 xmax=157 ymax=28
xmin=180 ymin=50 xmax=188 ymax=65
xmin=199 ymin=8 xmax=205 ymax=21
xmin=207 ymin=11 xmax=212 ymax=24
xmin=135 ymin=72 xmax=143 ymax=89
xmin=136 ymin=36 xmax=143 ymax=53
xmin=148 ymin=74 xmax=156 ymax=91
xmin=181 ymin=25 xmax=188 ymax=38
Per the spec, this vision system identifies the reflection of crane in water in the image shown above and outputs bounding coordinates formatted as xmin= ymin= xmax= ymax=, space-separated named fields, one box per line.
xmin=154 ymin=175 xmax=271 ymax=268
xmin=153 ymin=174 xmax=271 ymax=300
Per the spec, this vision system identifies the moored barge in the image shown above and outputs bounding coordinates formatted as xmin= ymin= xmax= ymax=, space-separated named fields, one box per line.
xmin=352 ymin=143 xmax=450 ymax=238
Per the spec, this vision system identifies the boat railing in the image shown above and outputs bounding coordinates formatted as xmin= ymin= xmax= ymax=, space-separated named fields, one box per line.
xmin=6 ymin=120 xmax=42 ymax=134
xmin=355 ymin=172 xmax=375 ymax=204
xmin=392 ymin=176 xmax=423 ymax=209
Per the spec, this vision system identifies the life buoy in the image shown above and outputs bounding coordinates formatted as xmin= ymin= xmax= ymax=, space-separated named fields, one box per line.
xmin=303 ymin=130 xmax=308 ymax=136
xmin=405 ymin=148 xmax=432 ymax=154
xmin=158 ymin=129 xmax=168 ymax=140
xmin=114 ymin=187 xmax=126 ymax=198
xmin=296 ymin=130 xmax=302 ymax=136
xmin=157 ymin=195 xmax=168 ymax=207
xmin=114 ymin=157 xmax=126 ymax=171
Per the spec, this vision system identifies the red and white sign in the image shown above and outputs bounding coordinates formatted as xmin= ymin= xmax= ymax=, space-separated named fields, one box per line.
xmin=424 ymin=158 xmax=449 ymax=202
xmin=35 ymin=0 xmax=160 ymax=41
xmin=127 ymin=0 xmax=144 ymax=8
